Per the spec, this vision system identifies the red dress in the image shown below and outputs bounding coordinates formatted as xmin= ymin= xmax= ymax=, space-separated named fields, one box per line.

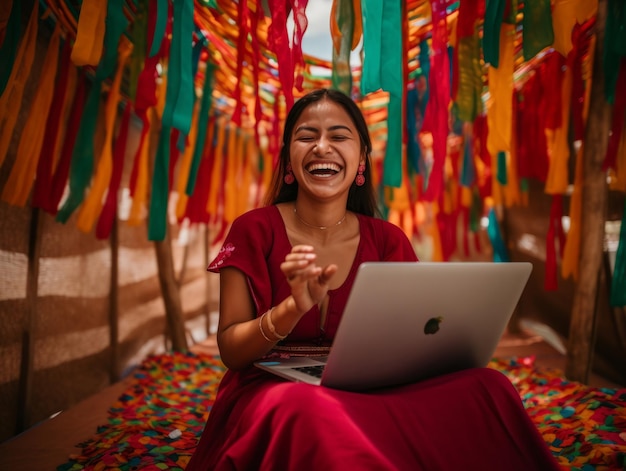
xmin=187 ymin=206 xmax=561 ymax=471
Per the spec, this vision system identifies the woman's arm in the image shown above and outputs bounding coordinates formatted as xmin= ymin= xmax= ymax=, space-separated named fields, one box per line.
xmin=216 ymin=246 xmax=337 ymax=370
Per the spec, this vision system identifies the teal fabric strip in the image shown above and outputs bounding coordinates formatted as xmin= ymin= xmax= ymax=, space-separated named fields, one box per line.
xmin=360 ymin=0 xmax=384 ymax=94
xmin=610 ymin=197 xmax=626 ymax=307
xmin=162 ymin=0 xmax=194 ymax=134
xmin=148 ymin=128 xmax=171 ymax=240
xmin=186 ymin=62 xmax=215 ymax=196
xmin=149 ymin=0 xmax=168 ymax=57
xmin=0 ymin=1 xmax=21 ymax=96
xmin=497 ymin=151 xmax=507 ymax=184
xmin=483 ymin=0 xmax=505 ymax=67
xmin=487 ymin=207 xmax=510 ymax=262
xmin=56 ymin=0 xmax=128 ymax=223
xmin=461 ymin=134 xmax=475 ymax=186
xmin=361 ymin=0 xmax=403 ymax=187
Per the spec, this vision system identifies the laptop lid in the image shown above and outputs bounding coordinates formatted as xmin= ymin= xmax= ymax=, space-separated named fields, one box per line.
xmin=255 ymin=261 xmax=532 ymax=391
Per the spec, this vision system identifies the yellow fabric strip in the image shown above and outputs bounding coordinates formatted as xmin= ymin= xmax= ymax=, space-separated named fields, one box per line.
xmin=486 ymin=23 xmax=515 ymax=158
xmin=551 ymin=0 xmax=597 ymax=57
xmin=562 ymin=35 xmax=594 ymax=280
xmin=71 ymin=0 xmax=108 ymax=66
xmin=545 ymin=63 xmax=572 ymax=195
xmin=76 ymin=36 xmax=133 ymax=233
xmin=2 ymin=23 xmax=60 ymax=206
xmin=0 ymin=1 xmax=38 ymax=167
xmin=175 ymin=100 xmax=201 ymax=220
xmin=561 ymin=144 xmax=584 ymax=280
xmin=206 ymin=120 xmax=226 ymax=216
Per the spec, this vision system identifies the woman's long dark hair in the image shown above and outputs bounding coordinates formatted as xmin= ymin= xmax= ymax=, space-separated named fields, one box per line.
xmin=263 ymin=89 xmax=379 ymax=217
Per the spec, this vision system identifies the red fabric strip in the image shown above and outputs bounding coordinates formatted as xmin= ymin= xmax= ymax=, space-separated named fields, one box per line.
xmin=32 ymin=37 xmax=72 ymax=209
xmin=267 ymin=0 xmax=294 ymax=109
xmin=290 ymin=0 xmax=308 ymax=91
xmin=231 ymin=0 xmax=250 ymax=126
xmin=46 ymin=73 xmax=88 ymax=215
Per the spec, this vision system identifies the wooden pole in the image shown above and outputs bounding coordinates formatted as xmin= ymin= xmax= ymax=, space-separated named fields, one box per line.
xmin=565 ymin=0 xmax=611 ymax=383
xmin=108 ymin=215 xmax=120 ymax=383
xmin=154 ymin=223 xmax=188 ymax=351
xmin=16 ymin=207 xmax=42 ymax=433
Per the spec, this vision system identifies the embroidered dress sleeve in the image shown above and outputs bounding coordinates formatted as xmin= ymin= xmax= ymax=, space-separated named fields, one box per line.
xmin=207 ymin=208 xmax=275 ymax=314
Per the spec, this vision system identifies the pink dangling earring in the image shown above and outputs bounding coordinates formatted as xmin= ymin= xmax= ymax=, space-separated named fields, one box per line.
xmin=284 ymin=163 xmax=295 ymax=184
xmin=355 ymin=164 xmax=366 ymax=186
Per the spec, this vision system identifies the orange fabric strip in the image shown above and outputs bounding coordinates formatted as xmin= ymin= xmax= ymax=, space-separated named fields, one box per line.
xmin=175 ymin=100 xmax=201 ymax=220
xmin=76 ymin=36 xmax=133 ymax=233
xmin=2 ymin=23 xmax=60 ymax=206
xmin=128 ymin=110 xmax=153 ymax=226
xmin=0 ymin=1 xmax=38 ymax=167
xmin=486 ymin=23 xmax=515 ymax=157
xmin=71 ymin=0 xmax=108 ymax=66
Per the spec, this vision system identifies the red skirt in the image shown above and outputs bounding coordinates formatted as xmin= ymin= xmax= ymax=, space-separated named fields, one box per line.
xmin=187 ymin=367 xmax=562 ymax=470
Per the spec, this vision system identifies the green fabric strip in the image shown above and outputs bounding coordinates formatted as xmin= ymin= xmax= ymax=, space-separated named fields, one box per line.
xmin=0 ymin=1 xmax=21 ymax=96
xmin=331 ymin=0 xmax=354 ymax=95
xmin=148 ymin=128 xmax=171 ymax=240
xmin=128 ymin=0 xmax=148 ymax=101
xmin=522 ymin=0 xmax=554 ymax=60
xmin=56 ymin=0 xmax=128 ymax=223
xmin=487 ymin=207 xmax=510 ymax=262
xmin=149 ymin=0 xmax=168 ymax=57
xmin=455 ymin=34 xmax=483 ymax=122
xmin=162 ymin=0 xmax=194 ymax=134
xmin=497 ymin=151 xmax=507 ymax=184
xmin=186 ymin=62 xmax=215 ymax=196
xmin=604 ymin=0 xmax=626 ymax=104
xmin=361 ymin=0 xmax=403 ymax=187
xmin=610 ymin=195 xmax=626 ymax=307
xmin=483 ymin=0 xmax=506 ymax=67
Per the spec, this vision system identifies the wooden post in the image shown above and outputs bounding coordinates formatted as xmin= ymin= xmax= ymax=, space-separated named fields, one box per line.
xmin=565 ymin=0 xmax=611 ymax=383
xmin=109 ymin=215 xmax=120 ymax=383
xmin=16 ymin=208 xmax=42 ymax=433
xmin=154 ymin=223 xmax=189 ymax=351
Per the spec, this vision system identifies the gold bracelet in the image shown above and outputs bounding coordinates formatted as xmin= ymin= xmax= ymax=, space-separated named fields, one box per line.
xmin=266 ymin=307 xmax=288 ymax=340
xmin=258 ymin=312 xmax=275 ymax=343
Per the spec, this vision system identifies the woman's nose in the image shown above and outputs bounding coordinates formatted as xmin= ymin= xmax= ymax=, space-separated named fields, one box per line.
xmin=314 ymin=137 xmax=330 ymax=153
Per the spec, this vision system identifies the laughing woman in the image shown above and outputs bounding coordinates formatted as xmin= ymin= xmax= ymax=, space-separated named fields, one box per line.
xmin=186 ymin=89 xmax=561 ymax=471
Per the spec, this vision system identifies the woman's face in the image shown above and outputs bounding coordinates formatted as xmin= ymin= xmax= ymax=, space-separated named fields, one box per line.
xmin=288 ymin=98 xmax=364 ymax=201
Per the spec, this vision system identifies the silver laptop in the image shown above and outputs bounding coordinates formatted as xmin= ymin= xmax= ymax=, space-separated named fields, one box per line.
xmin=254 ymin=261 xmax=532 ymax=391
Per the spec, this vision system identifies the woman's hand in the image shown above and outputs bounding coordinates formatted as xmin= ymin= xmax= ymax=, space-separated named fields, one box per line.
xmin=280 ymin=245 xmax=337 ymax=314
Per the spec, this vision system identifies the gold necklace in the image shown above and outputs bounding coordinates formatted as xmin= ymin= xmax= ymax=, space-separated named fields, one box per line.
xmin=293 ymin=207 xmax=347 ymax=230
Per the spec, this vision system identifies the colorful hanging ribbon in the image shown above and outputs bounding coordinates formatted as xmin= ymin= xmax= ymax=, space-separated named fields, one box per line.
xmin=71 ymin=0 xmax=108 ymax=66
xmin=0 ymin=0 xmax=19 ymax=95
xmin=148 ymin=0 xmax=194 ymax=241
xmin=57 ymin=0 xmax=129 ymax=223
xmin=361 ymin=0 xmax=405 ymax=188
xmin=0 ymin=1 xmax=38 ymax=168
xmin=2 ymin=23 xmax=61 ymax=206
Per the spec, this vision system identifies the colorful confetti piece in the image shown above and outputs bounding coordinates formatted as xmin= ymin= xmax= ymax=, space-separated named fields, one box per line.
xmin=56 ymin=354 xmax=626 ymax=470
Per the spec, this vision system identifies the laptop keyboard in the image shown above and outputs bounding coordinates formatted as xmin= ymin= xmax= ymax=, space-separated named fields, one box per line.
xmin=294 ymin=365 xmax=326 ymax=379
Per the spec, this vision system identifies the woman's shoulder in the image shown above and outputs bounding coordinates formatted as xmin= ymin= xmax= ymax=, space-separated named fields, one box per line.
xmin=357 ymin=213 xmax=407 ymax=238
xmin=232 ymin=206 xmax=279 ymax=227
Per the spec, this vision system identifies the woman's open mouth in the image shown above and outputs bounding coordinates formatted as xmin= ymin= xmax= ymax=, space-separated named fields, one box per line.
xmin=305 ymin=162 xmax=342 ymax=178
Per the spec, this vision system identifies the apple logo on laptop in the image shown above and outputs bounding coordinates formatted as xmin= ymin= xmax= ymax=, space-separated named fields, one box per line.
xmin=424 ymin=316 xmax=443 ymax=335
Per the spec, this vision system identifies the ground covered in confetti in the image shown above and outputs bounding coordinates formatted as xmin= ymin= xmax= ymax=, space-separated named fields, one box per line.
xmin=57 ymin=353 xmax=626 ymax=471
